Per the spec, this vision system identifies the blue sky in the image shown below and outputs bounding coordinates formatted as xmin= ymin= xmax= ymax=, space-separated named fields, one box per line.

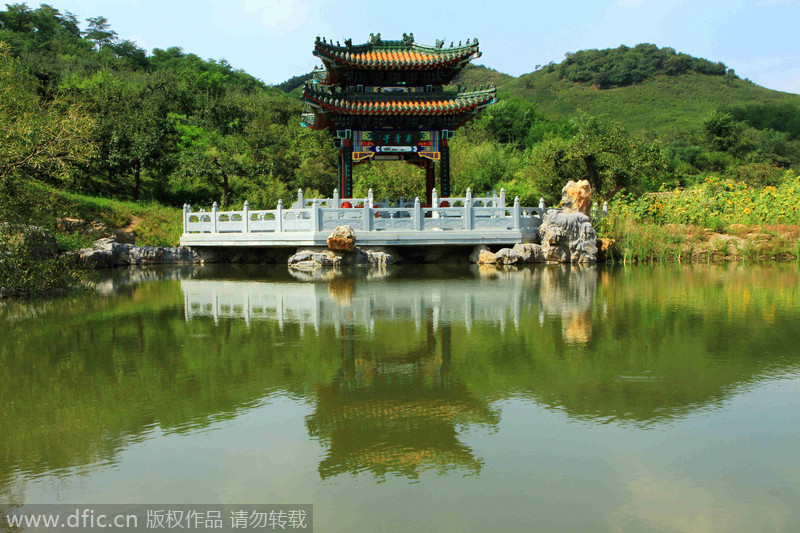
xmin=34 ymin=0 xmax=800 ymax=94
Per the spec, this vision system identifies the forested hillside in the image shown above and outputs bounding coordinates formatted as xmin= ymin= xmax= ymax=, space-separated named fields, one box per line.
xmin=0 ymin=3 xmax=335 ymax=217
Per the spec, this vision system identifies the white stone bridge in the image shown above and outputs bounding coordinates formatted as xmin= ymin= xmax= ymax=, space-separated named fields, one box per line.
xmin=180 ymin=188 xmax=546 ymax=248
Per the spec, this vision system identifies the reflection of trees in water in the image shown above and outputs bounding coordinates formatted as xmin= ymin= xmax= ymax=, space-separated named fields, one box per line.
xmin=306 ymin=323 xmax=499 ymax=480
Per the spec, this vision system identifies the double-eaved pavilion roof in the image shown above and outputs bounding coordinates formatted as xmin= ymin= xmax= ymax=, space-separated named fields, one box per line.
xmin=312 ymin=33 xmax=482 ymax=86
xmin=314 ymin=34 xmax=481 ymax=71
xmin=302 ymin=34 xmax=496 ymax=131
xmin=303 ymin=83 xmax=496 ymax=116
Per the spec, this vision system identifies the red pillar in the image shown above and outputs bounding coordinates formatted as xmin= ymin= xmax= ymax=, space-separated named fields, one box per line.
xmin=425 ymin=160 xmax=435 ymax=205
xmin=439 ymin=140 xmax=450 ymax=198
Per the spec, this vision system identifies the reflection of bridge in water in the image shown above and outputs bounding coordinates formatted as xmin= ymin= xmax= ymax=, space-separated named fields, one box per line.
xmin=182 ymin=273 xmax=543 ymax=333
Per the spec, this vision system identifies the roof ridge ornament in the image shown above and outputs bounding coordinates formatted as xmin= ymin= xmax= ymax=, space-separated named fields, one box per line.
xmin=368 ymin=33 xmax=382 ymax=44
xmin=436 ymin=39 xmax=444 ymax=49
xmin=402 ymin=33 xmax=414 ymax=45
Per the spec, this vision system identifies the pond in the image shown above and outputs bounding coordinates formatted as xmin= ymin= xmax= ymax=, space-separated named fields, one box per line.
xmin=2 ymin=263 xmax=800 ymax=532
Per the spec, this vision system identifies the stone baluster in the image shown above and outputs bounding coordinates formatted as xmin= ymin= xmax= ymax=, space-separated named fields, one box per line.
xmin=364 ymin=199 xmax=372 ymax=231
xmin=312 ymin=199 xmax=321 ymax=231
xmin=539 ymin=197 xmax=546 ymax=218
xmin=277 ymin=199 xmax=284 ymax=232
xmin=333 ymin=188 xmax=340 ymax=208
xmin=183 ymin=203 xmax=190 ymax=233
xmin=212 ymin=202 xmax=218 ymax=233
xmin=464 ymin=188 xmax=473 ymax=230
xmin=413 ymin=197 xmax=422 ymax=231
xmin=243 ymin=201 xmax=250 ymax=234
xmin=297 ymin=188 xmax=304 ymax=208
xmin=513 ymin=197 xmax=522 ymax=230
xmin=368 ymin=188 xmax=374 ymax=206
xmin=432 ymin=187 xmax=439 ymax=208
xmin=499 ymin=188 xmax=506 ymax=208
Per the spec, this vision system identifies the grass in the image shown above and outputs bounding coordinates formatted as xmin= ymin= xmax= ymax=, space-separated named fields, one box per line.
xmin=55 ymin=191 xmax=182 ymax=247
xmin=600 ymin=219 xmax=800 ymax=263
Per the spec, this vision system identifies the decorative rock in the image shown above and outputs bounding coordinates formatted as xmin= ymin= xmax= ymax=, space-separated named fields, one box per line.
xmin=327 ymin=225 xmax=356 ymax=253
xmin=469 ymin=245 xmax=490 ymax=263
xmin=113 ymin=229 xmax=136 ymax=245
xmin=70 ymin=236 xmax=199 ymax=268
xmin=538 ymin=211 xmax=598 ymax=263
xmin=55 ymin=217 xmax=86 ymax=232
xmin=55 ymin=217 xmax=108 ymax=235
xmin=477 ymin=250 xmax=498 ymax=264
xmin=495 ymin=248 xmax=522 ymax=265
xmin=560 ymin=180 xmax=592 ymax=216
xmin=0 ymin=224 xmax=59 ymax=261
xmin=512 ymin=243 xmax=546 ymax=263
xmin=288 ymin=246 xmax=396 ymax=269
xmin=470 ymin=243 xmax=546 ymax=265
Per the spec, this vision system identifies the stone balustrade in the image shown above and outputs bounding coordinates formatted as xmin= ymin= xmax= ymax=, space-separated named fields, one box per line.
xmin=181 ymin=188 xmax=546 ymax=247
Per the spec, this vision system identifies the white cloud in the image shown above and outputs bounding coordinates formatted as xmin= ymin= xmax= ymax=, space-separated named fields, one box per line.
xmin=241 ymin=0 xmax=311 ymax=32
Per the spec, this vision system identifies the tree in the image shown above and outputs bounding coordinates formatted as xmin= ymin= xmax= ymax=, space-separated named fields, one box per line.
xmin=527 ymin=113 xmax=668 ymax=201
xmin=83 ymin=15 xmax=117 ymax=50
xmin=70 ymin=70 xmax=176 ymax=200
xmin=171 ymin=114 xmax=256 ymax=207
xmin=703 ymin=111 xmax=745 ymax=155
xmin=0 ymin=42 xmax=95 ymax=196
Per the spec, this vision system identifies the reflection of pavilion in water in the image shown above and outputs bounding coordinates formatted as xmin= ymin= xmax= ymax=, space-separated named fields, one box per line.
xmin=307 ymin=324 xmax=499 ymax=479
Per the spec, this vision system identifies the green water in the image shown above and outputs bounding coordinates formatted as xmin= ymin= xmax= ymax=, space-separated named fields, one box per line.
xmin=2 ymin=263 xmax=800 ymax=532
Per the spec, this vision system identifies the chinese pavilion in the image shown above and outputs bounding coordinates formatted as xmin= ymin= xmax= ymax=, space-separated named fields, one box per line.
xmin=301 ymin=33 xmax=496 ymax=203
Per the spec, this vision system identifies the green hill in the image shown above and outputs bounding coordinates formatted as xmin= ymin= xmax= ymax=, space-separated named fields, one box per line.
xmin=496 ymin=45 xmax=800 ymax=139
xmin=452 ymin=63 xmax=514 ymax=89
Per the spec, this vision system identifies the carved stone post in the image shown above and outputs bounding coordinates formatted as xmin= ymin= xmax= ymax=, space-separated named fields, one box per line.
xmin=243 ymin=201 xmax=250 ymax=234
xmin=312 ymin=199 xmax=321 ymax=232
xmin=413 ymin=197 xmax=422 ymax=231
xmin=513 ymin=197 xmax=522 ymax=230
xmin=183 ymin=203 xmax=190 ymax=233
xmin=333 ymin=188 xmax=340 ymax=208
xmin=464 ymin=188 xmax=473 ymax=230
xmin=212 ymin=202 xmax=218 ymax=233
xmin=277 ymin=199 xmax=284 ymax=232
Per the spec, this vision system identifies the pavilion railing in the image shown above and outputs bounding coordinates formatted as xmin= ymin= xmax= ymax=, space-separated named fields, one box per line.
xmin=183 ymin=188 xmax=546 ymax=235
